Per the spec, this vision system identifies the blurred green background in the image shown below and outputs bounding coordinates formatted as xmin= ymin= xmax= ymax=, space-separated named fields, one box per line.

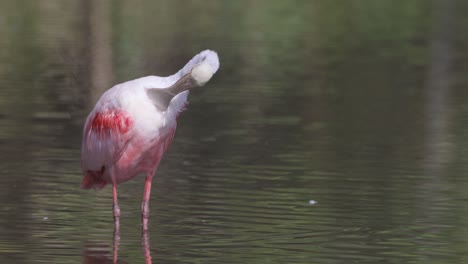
xmin=1 ymin=0 xmax=468 ymax=263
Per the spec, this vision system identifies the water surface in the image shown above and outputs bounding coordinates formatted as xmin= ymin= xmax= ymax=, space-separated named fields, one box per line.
xmin=1 ymin=1 xmax=468 ymax=263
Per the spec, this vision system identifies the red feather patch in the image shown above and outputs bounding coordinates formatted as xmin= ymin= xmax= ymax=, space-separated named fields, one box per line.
xmin=88 ymin=110 xmax=133 ymax=136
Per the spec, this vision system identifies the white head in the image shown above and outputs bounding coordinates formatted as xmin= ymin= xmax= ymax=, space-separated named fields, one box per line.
xmin=178 ymin=49 xmax=220 ymax=81
xmin=146 ymin=49 xmax=220 ymax=112
xmin=191 ymin=62 xmax=215 ymax=86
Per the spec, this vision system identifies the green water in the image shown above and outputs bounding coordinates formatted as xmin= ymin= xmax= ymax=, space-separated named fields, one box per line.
xmin=1 ymin=0 xmax=468 ymax=263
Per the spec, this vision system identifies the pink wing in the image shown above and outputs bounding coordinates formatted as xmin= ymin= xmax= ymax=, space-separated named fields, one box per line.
xmin=81 ymin=109 xmax=134 ymax=178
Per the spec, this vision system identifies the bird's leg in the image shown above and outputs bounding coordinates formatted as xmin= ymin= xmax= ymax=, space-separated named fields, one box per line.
xmin=113 ymin=227 xmax=120 ymax=264
xmin=142 ymin=227 xmax=152 ymax=264
xmin=112 ymin=182 xmax=120 ymax=263
xmin=112 ymin=183 xmax=120 ymax=232
xmin=141 ymin=174 xmax=153 ymax=231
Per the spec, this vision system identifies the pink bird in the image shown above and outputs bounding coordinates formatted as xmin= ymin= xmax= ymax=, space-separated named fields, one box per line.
xmin=80 ymin=50 xmax=219 ymax=230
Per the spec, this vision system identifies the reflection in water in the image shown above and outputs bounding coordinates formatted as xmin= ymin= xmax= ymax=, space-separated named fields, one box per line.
xmin=83 ymin=242 xmax=127 ymax=264
xmin=83 ymin=231 xmax=152 ymax=264
xmin=424 ymin=0 xmax=455 ymax=171
xmin=84 ymin=0 xmax=113 ymax=106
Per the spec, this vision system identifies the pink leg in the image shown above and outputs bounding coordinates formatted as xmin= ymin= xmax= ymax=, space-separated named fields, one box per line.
xmin=142 ymin=228 xmax=152 ymax=264
xmin=112 ymin=183 xmax=120 ymax=263
xmin=141 ymin=174 xmax=153 ymax=230
xmin=113 ymin=183 xmax=120 ymax=231
xmin=113 ymin=227 xmax=120 ymax=264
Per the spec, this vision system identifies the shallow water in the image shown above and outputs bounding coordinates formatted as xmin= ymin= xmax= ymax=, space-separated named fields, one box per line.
xmin=2 ymin=0 xmax=468 ymax=263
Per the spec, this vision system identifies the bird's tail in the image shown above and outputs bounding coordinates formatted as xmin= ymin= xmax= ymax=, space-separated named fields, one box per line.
xmin=81 ymin=170 xmax=108 ymax=190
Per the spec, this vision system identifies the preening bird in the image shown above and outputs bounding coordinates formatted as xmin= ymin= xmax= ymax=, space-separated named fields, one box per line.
xmin=80 ymin=50 xmax=220 ymax=230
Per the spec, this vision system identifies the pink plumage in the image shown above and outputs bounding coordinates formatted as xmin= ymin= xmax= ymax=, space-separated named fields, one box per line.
xmin=80 ymin=50 xmax=219 ymax=230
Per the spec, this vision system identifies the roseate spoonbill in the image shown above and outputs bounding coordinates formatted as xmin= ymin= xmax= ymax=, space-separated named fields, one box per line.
xmin=80 ymin=50 xmax=219 ymax=230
